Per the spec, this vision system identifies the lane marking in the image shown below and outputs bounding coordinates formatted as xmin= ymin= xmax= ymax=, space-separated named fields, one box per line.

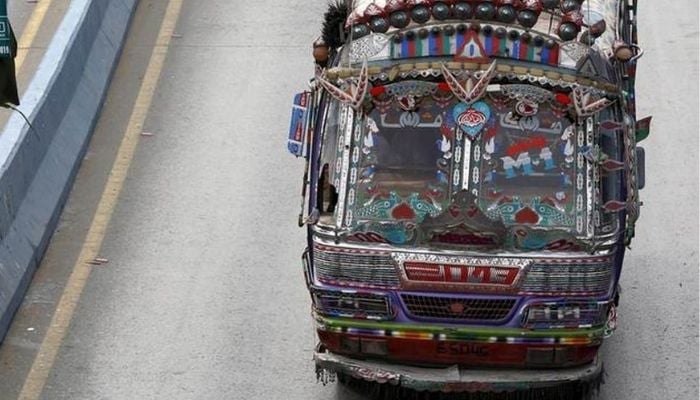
xmin=17 ymin=1 xmax=185 ymax=399
xmin=14 ymin=0 xmax=55 ymax=71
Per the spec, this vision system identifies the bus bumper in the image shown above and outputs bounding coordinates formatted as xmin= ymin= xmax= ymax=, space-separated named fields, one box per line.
xmin=314 ymin=345 xmax=603 ymax=394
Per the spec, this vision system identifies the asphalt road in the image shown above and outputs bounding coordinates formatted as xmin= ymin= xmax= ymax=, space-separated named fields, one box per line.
xmin=0 ymin=1 xmax=697 ymax=399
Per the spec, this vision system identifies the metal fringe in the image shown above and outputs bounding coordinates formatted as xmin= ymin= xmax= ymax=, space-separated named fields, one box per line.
xmin=316 ymin=365 xmax=336 ymax=386
xmin=318 ymin=366 xmax=606 ymax=400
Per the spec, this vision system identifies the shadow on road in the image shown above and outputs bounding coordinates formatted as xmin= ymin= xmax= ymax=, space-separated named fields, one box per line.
xmin=329 ymin=376 xmax=600 ymax=400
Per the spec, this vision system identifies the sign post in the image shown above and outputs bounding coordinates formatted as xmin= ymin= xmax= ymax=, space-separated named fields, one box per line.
xmin=0 ymin=0 xmax=19 ymax=106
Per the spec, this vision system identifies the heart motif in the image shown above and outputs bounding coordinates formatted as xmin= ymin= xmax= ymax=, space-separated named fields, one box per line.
xmin=514 ymin=207 xmax=540 ymax=224
xmin=453 ymin=101 xmax=491 ymax=140
xmin=391 ymin=203 xmax=416 ymax=220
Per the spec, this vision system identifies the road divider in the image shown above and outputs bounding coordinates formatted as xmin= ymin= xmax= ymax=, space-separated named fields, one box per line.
xmin=17 ymin=0 xmax=185 ymax=397
xmin=0 ymin=0 xmax=138 ymax=342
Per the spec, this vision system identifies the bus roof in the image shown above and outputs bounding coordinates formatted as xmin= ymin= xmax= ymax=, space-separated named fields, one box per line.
xmin=348 ymin=0 xmax=620 ymax=54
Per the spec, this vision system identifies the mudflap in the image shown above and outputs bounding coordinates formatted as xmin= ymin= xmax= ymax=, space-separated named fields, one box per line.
xmin=314 ymin=345 xmax=604 ymax=400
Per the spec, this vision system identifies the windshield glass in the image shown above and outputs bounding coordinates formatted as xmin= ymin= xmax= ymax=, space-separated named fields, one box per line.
xmin=351 ymin=94 xmax=453 ymax=224
xmin=327 ymin=81 xmax=597 ymax=247
xmin=474 ymin=94 xmax=578 ymax=230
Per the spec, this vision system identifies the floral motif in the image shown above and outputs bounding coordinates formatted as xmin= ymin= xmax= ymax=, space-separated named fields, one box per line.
xmin=458 ymin=109 xmax=487 ymax=127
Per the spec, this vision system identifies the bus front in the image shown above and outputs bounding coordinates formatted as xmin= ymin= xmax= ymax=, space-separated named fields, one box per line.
xmin=290 ymin=0 xmax=647 ymax=395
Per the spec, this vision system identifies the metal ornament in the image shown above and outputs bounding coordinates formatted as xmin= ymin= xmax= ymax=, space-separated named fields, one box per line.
xmin=601 ymin=159 xmax=625 ymax=172
xmin=572 ymin=86 xmax=613 ymax=116
xmin=515 ymin=99 xmax=539 ymax=117
xmin=440 ymin=60 xmax=497 ymax=105
xmin=602 ymin=200 xmax=626 ymax=212
xmin=560 ymin=41 xmax=590 ymax=65
xmin=317 ymin=60 xmax=369 ymax=111
xmin=396 ymin=95 xmax=418 ymax=111
xmin=500 ymin=84 xmax=554 ymax=103
xmin=350 ymin=33 xmax=390 ymax=63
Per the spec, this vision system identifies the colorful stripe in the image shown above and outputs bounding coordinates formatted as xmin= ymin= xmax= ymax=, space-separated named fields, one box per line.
xmin=491 ymin=35 xmax=501 ymax=57
xmin=511 ymin=40 xmax=520 ymax=60
xmin=388 ymin=30 xmax=561 ymax=66
xmin=490 ymin=35 xmax=499 ymax=56
xmin=323 ymin=324 xmax=600 ymax=345
xmin=526 ymin=43 xmax=535 ymax=61
xmin=316 ymin=315 xmax=605 ymax=343
xmin=540 ymin=46 xmax=550 ymax=64
xmin=435 ymin=34 xmax=443 ymax=56
xmin=548 ymin=44 xmax=559 ymax=64
xmin=443 ymin=34 xmax=451 ymax=55
xmin=456 ymin=31 xmax=465 ymax=54
xmin=518 ymin=40 xmax=528 ymax=60
xmin=401 ymin=38 xmax=409 ymax=58
xmin=484 ymin=35 xmax=493 ymax=56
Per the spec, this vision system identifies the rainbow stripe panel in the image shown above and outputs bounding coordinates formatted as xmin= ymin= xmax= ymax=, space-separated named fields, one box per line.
xmin=317 ymin=316 xmax=603 ymax=345
xmin=390 ymin=29 xmax=559 ymax=66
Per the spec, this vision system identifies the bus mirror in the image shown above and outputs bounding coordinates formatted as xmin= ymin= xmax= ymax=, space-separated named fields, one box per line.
xmin=636 ymin=147 xmax=645 ymax=190
xmin=287 ymin=92 xmax=311 ymax=157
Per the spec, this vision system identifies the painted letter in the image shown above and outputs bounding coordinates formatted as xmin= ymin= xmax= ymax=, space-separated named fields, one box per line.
xmin=501 ymin=152 xmax=533 ymax=178
xmin=540 ymin=147 xmax=555 ymax=170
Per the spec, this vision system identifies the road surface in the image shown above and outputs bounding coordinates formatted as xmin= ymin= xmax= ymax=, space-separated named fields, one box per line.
xmin=0 ymin=1 xmax=697 ymax=399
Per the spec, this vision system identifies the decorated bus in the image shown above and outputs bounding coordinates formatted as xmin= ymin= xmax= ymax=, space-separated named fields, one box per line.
xmin=288 ymin=0 xmax=649 ymax=398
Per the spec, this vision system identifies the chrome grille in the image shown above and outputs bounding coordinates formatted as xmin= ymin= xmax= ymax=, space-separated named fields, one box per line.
xmin=401 ymin=294 xmax=516 ymax=321
xmin=521 ymin=263 xmax=613 ymax=295
xmin=312 ymin=289 xmax=392 ymax=320
xmin=313 ymin=244 xmax=399 ymax=288
xmin=523 ymin=301 xmax=609 ymax=329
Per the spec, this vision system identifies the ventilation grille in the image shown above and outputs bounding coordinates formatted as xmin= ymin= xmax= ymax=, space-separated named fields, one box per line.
xmin=313 ymin=244 xmax=399 ymax=288
xmin=401 ymin=294 xmax=516 ymax=321
xmin=312 ymin=289 xmax=392 ymax=320
xmin=521 ymin=263 xmax=613 ymax=295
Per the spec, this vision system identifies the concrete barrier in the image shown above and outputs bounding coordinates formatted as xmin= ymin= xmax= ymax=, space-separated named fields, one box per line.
xmin=0 ymin=0 xmax=138 ymax=341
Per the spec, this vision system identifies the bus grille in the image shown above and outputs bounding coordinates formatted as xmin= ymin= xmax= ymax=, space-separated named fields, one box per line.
xmin=313 ymin=244 xmax=399 ymax=288
xmin=312 ymin=289 xmax=392 ymax=320
xmin=520 ymin=263 xmax=613 ymax=295
xmin=401 ymin=294 xmax=516 ymax=321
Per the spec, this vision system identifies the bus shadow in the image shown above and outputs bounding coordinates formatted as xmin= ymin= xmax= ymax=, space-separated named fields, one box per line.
xmin=332 ymin=378 xmax=599 ymax=400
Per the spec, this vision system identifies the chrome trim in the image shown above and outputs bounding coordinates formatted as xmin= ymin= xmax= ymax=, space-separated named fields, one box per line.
xmin=521 ymin=300 xmax=611 ymax=329
xmin=315 ymin=349 xmax=604 ymax=392
xmin=394 ymin=252 xmax=530 ymax=292
xmin=585 ymin=117 xmax=595 ymax=239
xmin=400 ymin=294 xmax=517 ymax=322
xmin=313 ymin=243 xmax=400 ymax=288
xmin=462 ymin=139 xmax=471 ymax=190
xmin=311 ymin=287 xmax=394 ymax=321
xmin=335 ymin=105 xmax=354 ymax=228
xmin=520 ymin=262 xmax=614 ymax=296
xmin=310 ymin=232 xmax=616 ymax=259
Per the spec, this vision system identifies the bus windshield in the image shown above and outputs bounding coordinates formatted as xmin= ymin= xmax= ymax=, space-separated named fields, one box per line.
xmin=324 ymin=81 xmax=596 ymax=247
